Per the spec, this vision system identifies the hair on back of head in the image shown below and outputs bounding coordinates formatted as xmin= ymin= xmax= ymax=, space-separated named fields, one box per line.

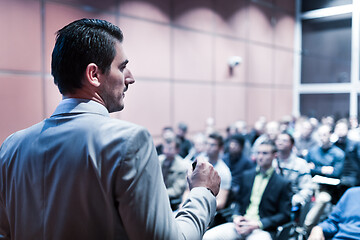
xmin=260 ymin=139 xmax=277 ymax=153
xmin=229 ymin=134 xmax=245 ymax=148
xmin=208 ymin=132 xmax=224 ymax=148
xmin=51 ymin=18 xmax=123 ymax=94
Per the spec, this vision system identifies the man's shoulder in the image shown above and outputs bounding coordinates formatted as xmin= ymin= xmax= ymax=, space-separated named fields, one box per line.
xmin=344 ymin=186 xmax=360 ymax=196
xmin=242 ymin=168 xmax=256 ymax=179
xmin=330 ymin=144 xmax=345 ymax=156
xmin=77 ymin=114 xmax=148 ymax=137
xmin=1 ymin=120 xmax=45 ymax=149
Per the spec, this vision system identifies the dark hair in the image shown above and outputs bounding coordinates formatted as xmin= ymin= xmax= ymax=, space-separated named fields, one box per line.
xmin=229 ymin=134 xmax=245 ymax=148
xmin=278 ymin=131 xmax=295 ymax=145
xmin=51 ymin=18 xmax=123 ymax=94
xmin=208 ymin=132 xmax=224 ymax=148
xmin=178 ymin=122 xmax=188 ymax=132
xmin=166 ymin=137 xmax=181 ymax=150
xmin=259 ymin=140 xmax=277 ymax=153
xmin=162 ymin=126 xmax=174 ymax=132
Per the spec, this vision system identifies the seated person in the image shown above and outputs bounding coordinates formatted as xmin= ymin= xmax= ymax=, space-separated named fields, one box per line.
xmin=274 ymin=132 xmax=313 ymax=207
xmin=203 ymin=140 xmax=292 ymax=240
xmin=159 ymin=138 xmax=189 ymax=211
xmin=295 ymin=118 xmax=319 ymax=159
xmin=333 ymin=119 xmax=360 ymax=188
xmin=305 ymin=124 xmax=345 ymax=231
xmin=222 ymin=134 xmax=255 ymax=196
xmin=308 ymin=187 xmax=360 ymax=240
xmin=204 ymin=132 xmax=232 ymax=210
xmin=176 ymin=122 xmax=193 ymax=158
xmin=156 ymin=126 xmax=175 ymax=155
xmin=182 ymin=132 xmax=232 ymax=212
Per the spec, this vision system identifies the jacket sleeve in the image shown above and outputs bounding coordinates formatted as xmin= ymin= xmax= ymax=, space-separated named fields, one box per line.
xmin=331 ymin=150 xmax=345 ymax=179
xmin=318 ymin=189 xmax=350 ymax=238
xmin=115 ymin=126 xmax=216 ymax=240
xmin=0 ymin=200 xmax=10 ymax=240
xmin=0 ymin=141 xmax=11 ymax=240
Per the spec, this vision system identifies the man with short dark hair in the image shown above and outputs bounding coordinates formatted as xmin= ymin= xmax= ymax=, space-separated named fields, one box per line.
xmin=205 ymin=132 xmax=232 ymax=210
xmin=0 ymin=18 xmax=220 ymax=240
xmin=176 ymin=122 xmax=193 ymax=158
xmin=203 ymin=141 xmax=292 ymax=240
xmin=223 ymin=134 xmax=255 ymax=194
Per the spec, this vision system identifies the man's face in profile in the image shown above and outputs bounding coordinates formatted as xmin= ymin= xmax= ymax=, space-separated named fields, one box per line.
xmin=98 ymin=41 xmax=134 ymax=112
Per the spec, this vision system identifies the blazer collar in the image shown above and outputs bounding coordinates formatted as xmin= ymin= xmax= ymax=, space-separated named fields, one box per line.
xmin=51 ymin=98 xmax=110 ymax=117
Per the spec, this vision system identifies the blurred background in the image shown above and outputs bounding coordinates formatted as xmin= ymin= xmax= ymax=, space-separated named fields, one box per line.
xmin=0 ymin=0 xmax=358 ymax=144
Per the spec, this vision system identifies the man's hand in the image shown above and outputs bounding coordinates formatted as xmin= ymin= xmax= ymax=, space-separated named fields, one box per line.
xmin=233 ymin=216 xmax=259 ymax=236
xmin=308 ymin=226 xmax=325 ymax=240
xmin=187 ymin=157 xmax=220 ymax=196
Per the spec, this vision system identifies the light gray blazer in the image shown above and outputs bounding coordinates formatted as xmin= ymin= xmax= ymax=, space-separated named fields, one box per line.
xmin=0 ymin=98 xmax=216 ymax=240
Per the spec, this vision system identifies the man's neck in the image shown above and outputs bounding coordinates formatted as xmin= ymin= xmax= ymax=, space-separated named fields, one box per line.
xmin=64 ymin=86 xmax=106 ymax=108
xmin=208 ymin=155 xmax=218 ymax=165
xmin=278 ymin=150 xmax=291 ymax=161
xmin=259 ymin=166 xmax=271 ymax=174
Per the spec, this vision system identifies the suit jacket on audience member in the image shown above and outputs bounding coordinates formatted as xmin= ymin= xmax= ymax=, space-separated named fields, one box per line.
xmin=234 ymin=168 xmax=292 ymax=231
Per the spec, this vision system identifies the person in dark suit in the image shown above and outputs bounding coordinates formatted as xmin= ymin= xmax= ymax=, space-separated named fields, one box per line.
xmin=222 ymin=134 xmax=255 ymax=195
xmin=203 ymin=140 xmax=292 ymax=240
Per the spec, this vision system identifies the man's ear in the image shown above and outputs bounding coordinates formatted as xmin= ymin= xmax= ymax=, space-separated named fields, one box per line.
xmin=85 ymin=63 xmax=101 ymax=87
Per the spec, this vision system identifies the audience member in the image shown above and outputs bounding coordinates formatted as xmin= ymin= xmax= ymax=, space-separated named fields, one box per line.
xmin=222 ymin=134 xmax=255 ymax=195
xmin=274 ymin=132 xmax=313 ymax=207
xmin=203 ymin=140 xmax=292 ymax=240
xmin=248 ymin=117 xmax=266 ymax=146
xmin=205 ymin=132 xmax=232 ymax=210
xmin=348 ymin=116 xmax=360 ymax=141
xmin=176 ymin=122 xmax=193 ymax=158
xmin=304 ymin=124 xmax=345 ymax=231
xmin=159 ymin=138 xmax=190 ymax=211
xmin=332 ymin=118 xmax=360 ymax=188
xmin=308 ymin=187 xmax=360 ymax=240
xmin=306 ymin=124 xmax=345 ymax=180
xmin=279 ymin=115 xmax=295 ymax=135
xmin=224 ymin=120 xmax=252 ymax=158
xmin=156 ymin=126 xmax=175 ymax=155
xmin=295 ymin=118 xmax=319 ymax=158
xmin=251 ymin=121 xmax=280 ymax=160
